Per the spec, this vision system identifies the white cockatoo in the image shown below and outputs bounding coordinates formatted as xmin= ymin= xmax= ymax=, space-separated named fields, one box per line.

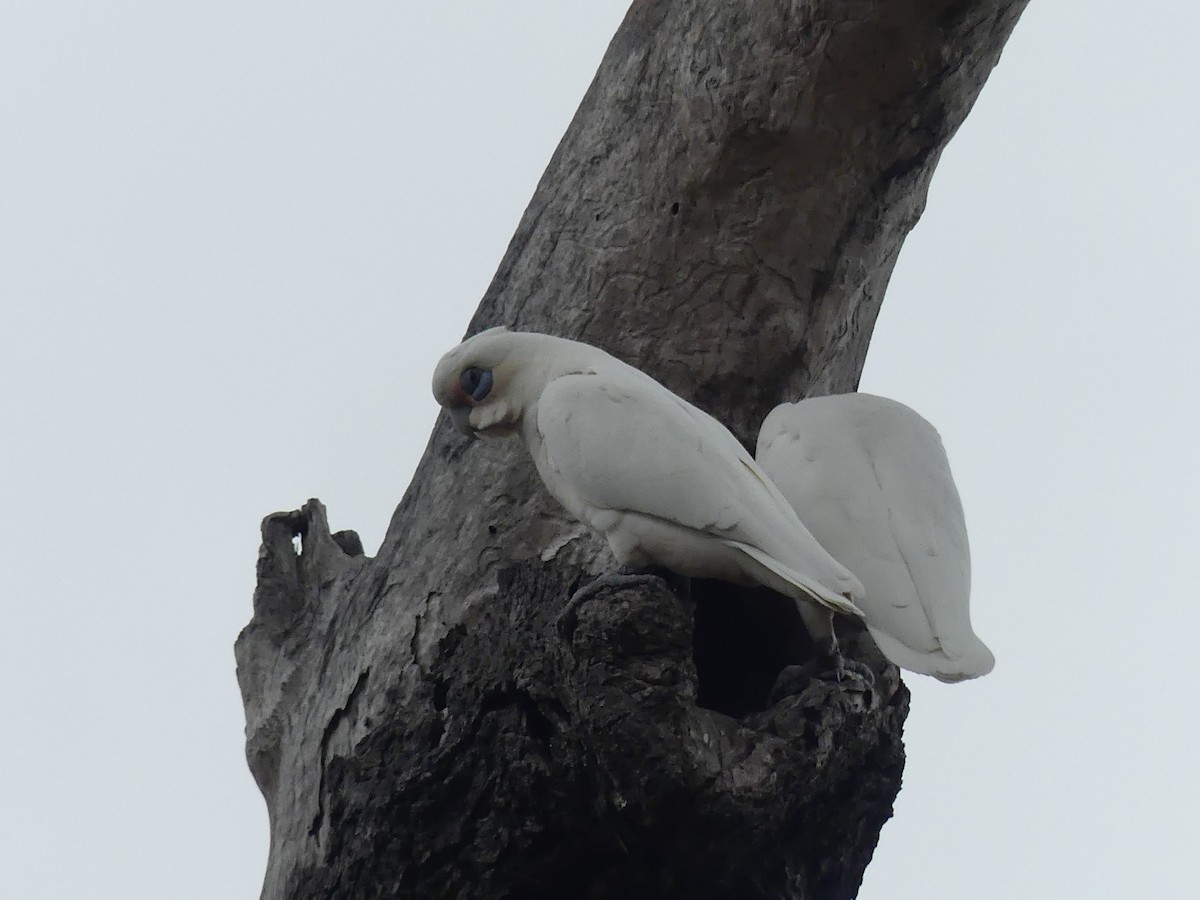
xmin=431 ymin=328 xmax=865 ymax=635
xmin=756 ymin=394 xmax=995 ymax=682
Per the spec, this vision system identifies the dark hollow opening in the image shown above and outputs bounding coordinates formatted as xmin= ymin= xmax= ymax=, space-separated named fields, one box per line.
xmin=691 ymin=580 xmax=815 ymax=718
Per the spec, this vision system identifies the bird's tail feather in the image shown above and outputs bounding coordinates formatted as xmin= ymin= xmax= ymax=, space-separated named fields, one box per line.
xmin=724 ymin=539 xmax=865 ymax=619
xmin=867 ymin=625 xmax=996 ymax=682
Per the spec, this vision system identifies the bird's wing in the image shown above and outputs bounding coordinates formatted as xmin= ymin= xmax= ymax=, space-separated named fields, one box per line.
xmin=535 ymin=368 xmax=862 ymax=612
xmin=757 ymin=395 xmax=994 ymax=680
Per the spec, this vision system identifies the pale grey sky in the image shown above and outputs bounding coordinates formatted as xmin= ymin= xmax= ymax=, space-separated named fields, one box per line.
xmin=1 ymin=2 xmax=1196 ymax=898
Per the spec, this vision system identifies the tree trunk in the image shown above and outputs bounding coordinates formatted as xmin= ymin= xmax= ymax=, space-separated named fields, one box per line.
xmin=235 ymin=2 xmax=1028 ymax=898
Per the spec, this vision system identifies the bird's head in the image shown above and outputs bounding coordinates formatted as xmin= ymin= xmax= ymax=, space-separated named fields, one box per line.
xmin=432 ymin=326 xmax=530 ymax=439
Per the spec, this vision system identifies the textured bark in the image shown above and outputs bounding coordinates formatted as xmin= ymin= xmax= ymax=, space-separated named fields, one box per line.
xmin=236 ymin=2 xmax=1028 ymax=898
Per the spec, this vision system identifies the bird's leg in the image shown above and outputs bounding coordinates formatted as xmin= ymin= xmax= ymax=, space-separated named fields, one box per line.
xmin=799 ymin=604 xmax=874 ymax=687
xmin=556 ymin=565 xmax=681 ymax=637
xmin=832 ymin=619 xmax=877 ymax=688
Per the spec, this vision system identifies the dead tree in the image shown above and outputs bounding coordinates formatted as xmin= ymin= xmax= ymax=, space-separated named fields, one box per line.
xmin=236 ymin=2 xmax=1028 ymax=897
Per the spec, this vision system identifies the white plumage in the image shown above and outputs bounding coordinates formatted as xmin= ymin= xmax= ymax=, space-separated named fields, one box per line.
xmin=756 ymin=394 xmax=995 ymax=682
xmin=432 ymin=328 xmax=864 ymax=622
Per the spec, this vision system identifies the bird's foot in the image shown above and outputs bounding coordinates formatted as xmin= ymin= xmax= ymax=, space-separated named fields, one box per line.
xmin=833 ymin=653 xmax=876 ymax=689
xmin=770 ymin=652 xmax=875 ymax=702
xmin=823 ymin=622 xmax=874 ymax=688
xmin=556 ymin=568 xmax=674 ymax=638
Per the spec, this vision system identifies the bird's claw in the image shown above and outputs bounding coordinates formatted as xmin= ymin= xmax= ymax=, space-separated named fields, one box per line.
xmin=833 ymin=654 xmax=876 ymax=689
xmin=556 ymin=571 xmax=670 ymax=639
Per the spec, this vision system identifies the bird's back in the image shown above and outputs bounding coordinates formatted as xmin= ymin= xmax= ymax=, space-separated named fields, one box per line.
xmin=757 ymin=394 xmax=994 ymax=680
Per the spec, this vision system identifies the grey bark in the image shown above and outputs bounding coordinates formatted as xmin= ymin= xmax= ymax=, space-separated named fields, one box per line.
xmin=236 ymin=2 xmax=1028 ymax=898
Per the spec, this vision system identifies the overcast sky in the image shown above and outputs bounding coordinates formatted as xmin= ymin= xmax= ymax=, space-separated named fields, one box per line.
xmin=2 ymin=2 xmax=1197 ymax=898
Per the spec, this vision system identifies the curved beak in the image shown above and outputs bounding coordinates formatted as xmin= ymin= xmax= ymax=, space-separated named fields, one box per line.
xmin=448 ymin=406 xmax=476 ymax=439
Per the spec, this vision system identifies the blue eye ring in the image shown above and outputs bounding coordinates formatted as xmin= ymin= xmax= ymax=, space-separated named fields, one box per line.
xmin=460 ymin=367 xmax=493 ymax=402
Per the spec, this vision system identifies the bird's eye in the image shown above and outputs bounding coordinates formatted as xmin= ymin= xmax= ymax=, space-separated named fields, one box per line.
xmin=459 ymin=367 xmax=493 ymax=402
